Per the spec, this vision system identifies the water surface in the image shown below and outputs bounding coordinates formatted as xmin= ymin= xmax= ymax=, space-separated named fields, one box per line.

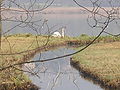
xmin=2 ymin=7 xmax=120 ymax=37
xmin=24 ymin=47 xmax=103 ymax=90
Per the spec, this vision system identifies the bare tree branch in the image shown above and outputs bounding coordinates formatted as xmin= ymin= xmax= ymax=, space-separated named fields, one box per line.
xmin=0 ymin=16 xmax=110 ymax=71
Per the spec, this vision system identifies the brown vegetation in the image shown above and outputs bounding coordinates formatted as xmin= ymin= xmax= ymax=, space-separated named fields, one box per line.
xmin=71 ymin=42 xmax=120 ymax=89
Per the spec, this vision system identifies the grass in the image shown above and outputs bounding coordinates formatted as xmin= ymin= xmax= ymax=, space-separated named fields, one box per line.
xmin=0 ymin=34 xmax=71 ymax=89
xmin=72 ymin=41 xmax=120 ymax=89
xmin=0 ymin=33 xmax=120 ymax=89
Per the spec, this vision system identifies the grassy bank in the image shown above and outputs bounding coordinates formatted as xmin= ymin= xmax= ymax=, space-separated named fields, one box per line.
xmin=71 ymin=41 xmax=120 ymax=89
xmin=0 ymin=34 xmax=120 ymax=89
xmin=0 ymin=34 xmax=71 ymax=90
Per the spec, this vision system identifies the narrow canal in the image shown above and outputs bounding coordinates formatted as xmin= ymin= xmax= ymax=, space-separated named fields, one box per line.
xmin=23 ymin=47 xmax=103 ymax=90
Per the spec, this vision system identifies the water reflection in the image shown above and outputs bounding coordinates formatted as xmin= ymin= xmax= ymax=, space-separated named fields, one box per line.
xmin=3 ymin=8 xmax=120 ymax=37
xmin=23 ymin=47 xmax=103 ymax=90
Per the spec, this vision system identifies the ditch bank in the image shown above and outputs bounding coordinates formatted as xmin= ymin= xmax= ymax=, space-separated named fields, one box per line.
xmin=0 ymin=41 xmax=79 ymax=90
xmin=2 ymin=36 xmax=120 ymax=90
xmin=70 ymin=58 xmax=120 ymax=90
xmin=20 ymin=37 xmax=120 ymax=90
xmin=1 ymin=40 xmax=80 ymax=90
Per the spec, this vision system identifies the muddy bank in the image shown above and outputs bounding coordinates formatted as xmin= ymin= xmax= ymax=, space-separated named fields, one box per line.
xmin=70 ymin=58 xmax=120 ymax=90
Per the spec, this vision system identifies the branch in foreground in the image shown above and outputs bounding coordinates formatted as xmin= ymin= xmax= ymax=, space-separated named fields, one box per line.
xmin=0 ymin=17 xmax=110 ymax=71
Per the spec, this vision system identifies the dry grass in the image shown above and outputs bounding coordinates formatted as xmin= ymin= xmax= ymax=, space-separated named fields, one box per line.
xmin=0 ymin=35 xmax=69 ymax=86
xmin=0 ymin=34 xmax=120 ymax=89
xmin=72 ymin=42 xmax=120 ymax=88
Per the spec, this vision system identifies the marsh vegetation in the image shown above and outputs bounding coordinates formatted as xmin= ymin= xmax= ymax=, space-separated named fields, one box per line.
xmin=1 ymin=34 xmax=120 ymax=89
xmin=72 ymin=41 xmax=120 ymax=89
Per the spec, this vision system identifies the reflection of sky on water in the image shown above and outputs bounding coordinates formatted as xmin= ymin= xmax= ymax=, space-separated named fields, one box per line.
xmin=24 ymin=47 xmax=103 ymax=90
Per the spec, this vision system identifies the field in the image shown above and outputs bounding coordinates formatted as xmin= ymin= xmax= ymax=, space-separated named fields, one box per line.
xmin=0 ymin=34 xmax=70 ymax=89
xmin=72 ymin=41 xmax=120 ymax=89
xmin=0 ymin=34 xmax=120 ymax=89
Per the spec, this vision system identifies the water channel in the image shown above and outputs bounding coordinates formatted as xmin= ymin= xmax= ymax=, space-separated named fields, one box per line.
xmin=24 ymin=47 xmax=103 ymax=90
